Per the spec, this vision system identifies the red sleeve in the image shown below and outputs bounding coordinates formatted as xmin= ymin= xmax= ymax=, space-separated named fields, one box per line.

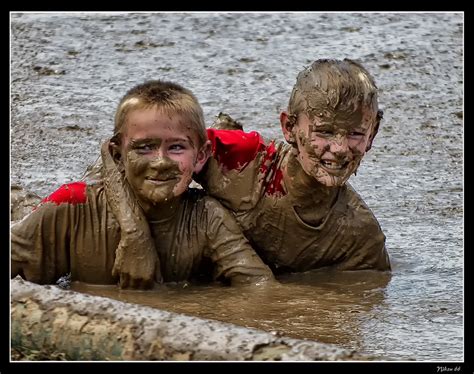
xmin=206 ymin=128 xmax=266 ymax=171
xmin=40 ymin=182 xmax=87 ymax=205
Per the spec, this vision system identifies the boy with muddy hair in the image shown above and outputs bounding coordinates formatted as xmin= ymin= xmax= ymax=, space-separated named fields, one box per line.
xmin=11 ymin=80 xmax=274 ymax=289
xmin=197 ymin=58 xmax=391 ymax=273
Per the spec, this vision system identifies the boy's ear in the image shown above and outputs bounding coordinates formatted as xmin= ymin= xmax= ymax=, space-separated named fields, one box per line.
xmin=366 ymin=109 xmax=383 ymax=152
xmin=109 ymin=141 xmax=124 ymax=167
xmin=193 ymin=140 xmax=211 ymax=174
xmin=280 ymin=111 xmax=297 ymax=145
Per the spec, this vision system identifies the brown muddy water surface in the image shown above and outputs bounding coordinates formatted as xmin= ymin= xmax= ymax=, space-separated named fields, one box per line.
xmin=10 ymin=12 xmax=463 ymax=361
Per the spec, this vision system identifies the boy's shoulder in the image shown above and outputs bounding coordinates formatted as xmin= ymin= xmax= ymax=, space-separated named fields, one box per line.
xmin=40 ymin=182 xmax=88 ymax=205
xmin=342 ymin=183 xmax=373 ymax=209
xmin=39 ymin=181 xmax=106 ymax=207
xmin=339 ymin=183 xmax=384 ymax=232
xmin=184 ymin=187 xmax=229 ymax=211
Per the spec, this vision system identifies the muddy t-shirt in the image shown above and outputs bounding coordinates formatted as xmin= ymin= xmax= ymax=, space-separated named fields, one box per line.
xmin=11 ymin=181 xmax=273 ymax=285
xmin=197 ymin=129 xmax=390 ymax=272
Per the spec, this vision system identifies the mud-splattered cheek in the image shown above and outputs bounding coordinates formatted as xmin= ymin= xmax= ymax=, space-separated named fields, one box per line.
xmin=349 ymin=137 xmax=368 ymax=159
xmin=295 ymin=135 xmax=307 ymax=164
xmin=296 ymin=131 xmax=315 ymax=162
xmin=172 ymin=162 xmax=191 ymax=196
xmin=297 ymin=130 xmax=308 ymax=147
xmin=302 ymin=134 xmax=322 ymax=163
xmin=124 ymin=151 xmax=182 ymax=204
xmin=303 ymin=146 xmax=320 ymax=168
xmin=125 ymin=151 xmax=149 ymax=180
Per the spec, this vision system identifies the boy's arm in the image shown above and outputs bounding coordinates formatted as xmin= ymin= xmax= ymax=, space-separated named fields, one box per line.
xmin=336 ymin=185 xmax=391 ymax=271
xmin=11 ymin=185 xmax=82 ymax=284
xmin=204 ymin=198 xmax=275 ymax=286
xmin=100 ymin=140 xmax=162 ymax=289
xmin=338 ymin=239 xmax=391 ymax=271
xmin=195 ymin=128 xmax=271 ymax=212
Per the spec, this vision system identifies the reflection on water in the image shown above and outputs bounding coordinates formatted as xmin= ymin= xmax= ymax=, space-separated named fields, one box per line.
xmin=72 ymin=270 xmax=392 ymax=357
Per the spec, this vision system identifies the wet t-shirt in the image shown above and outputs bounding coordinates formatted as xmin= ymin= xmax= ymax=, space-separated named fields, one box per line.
xmin=197 ymin=129 xmax=391 ymax=272
xmin=11 ymin=182 xmax=273 ymax=285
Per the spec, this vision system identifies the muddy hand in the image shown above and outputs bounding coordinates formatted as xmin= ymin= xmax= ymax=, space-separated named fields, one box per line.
xmin=211 ymin=112 xmax=244 ymax=130
xmin=112 ymin=238 xmax=158 ymax=289
xmin=111 ymin=226 xmax=163 ymax=289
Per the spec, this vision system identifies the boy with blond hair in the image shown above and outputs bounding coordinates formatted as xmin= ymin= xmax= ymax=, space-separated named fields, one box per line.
xmin=11 ymin=80 xmax=274 ymax=289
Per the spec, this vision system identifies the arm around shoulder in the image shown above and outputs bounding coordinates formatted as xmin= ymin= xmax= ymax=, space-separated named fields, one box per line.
xmin=203 ymin=197 xmax=275 ymax=286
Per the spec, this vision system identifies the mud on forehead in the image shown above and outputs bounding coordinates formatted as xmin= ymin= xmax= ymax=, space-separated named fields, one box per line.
xmin=295 ymin=65 xmax=378 ymax=122
xmin=123 ymin=112 xmax=200 ymax=147
xmin=300 ymin=92 xmax=376 ymax=129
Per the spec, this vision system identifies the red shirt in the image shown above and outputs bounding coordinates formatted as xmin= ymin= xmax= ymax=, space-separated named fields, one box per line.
xmin=206 ymin=129 xmax=285 ymax=196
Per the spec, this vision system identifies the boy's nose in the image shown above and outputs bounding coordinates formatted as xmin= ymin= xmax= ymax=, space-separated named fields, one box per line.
xmin=328 ymin=135 xmax=349 ymax=154
xmin=149 ymin=156 xmax=176 ymax=171
xmin=149 ymin=147 xmax=170 ymax=161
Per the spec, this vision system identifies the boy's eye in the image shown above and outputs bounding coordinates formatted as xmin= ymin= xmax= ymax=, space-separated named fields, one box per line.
xmin=348 ymin=132 xmax=365 ymax=137
xmin=314 ymin=130 xmax=334 ymax=136
xmin=135 ymin=144 xmax=154 ymax=153
xmin=168 ymin=144 xmax=186 ymax=152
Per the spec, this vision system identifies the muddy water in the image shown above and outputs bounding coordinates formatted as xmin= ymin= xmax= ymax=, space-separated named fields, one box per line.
xmin=10 ymin=12 xmax=463 ymax=360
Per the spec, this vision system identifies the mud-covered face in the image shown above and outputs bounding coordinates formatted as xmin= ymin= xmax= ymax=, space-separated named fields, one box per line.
xmin=292 ymin=110 xmax=376 ymax=187
xmin=119 ymin=108 xmax=208 ymax=205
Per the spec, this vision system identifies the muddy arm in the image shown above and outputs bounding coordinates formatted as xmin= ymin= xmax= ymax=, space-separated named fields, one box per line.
xmin=11 ymin=205 xmax=71 ymax=284
xmin=100 ymin=140 xmax=162 ymax=288
xmin=204 ymin=198 xmax=275 ymax=286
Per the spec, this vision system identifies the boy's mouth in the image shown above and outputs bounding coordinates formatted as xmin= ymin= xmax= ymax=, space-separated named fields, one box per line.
xmin=145 ymin=176 xmax=179 ymax=185
xmin=320 ymin=159 xmax=349 ymax=171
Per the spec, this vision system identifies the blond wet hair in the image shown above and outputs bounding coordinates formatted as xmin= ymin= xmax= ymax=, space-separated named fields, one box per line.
xmin=113 ymin=80 xmax=207 ymax=148
xmin=287 ymin=58 xmax=382 ymax=125
xmin=82 ymin=80 xmax=207 ymax=183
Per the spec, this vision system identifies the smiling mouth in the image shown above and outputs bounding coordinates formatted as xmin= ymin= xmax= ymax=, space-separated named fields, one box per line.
xmin=145 ymin=177 xmax=178 ymax=185
xmin=320 ymin=160 xmax=349 ymax=171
